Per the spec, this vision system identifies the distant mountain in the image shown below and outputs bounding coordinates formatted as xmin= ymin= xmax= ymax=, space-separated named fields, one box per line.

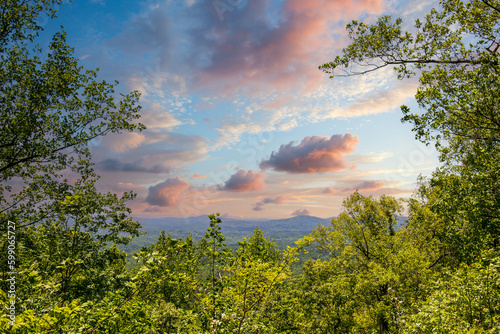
xmin=136 ymin=215 xmax=333 ymax=236
xmin=120 ymin=214 xmax=407 ymax=259
xmin=136 ymin=214 xmax=407 ymax=234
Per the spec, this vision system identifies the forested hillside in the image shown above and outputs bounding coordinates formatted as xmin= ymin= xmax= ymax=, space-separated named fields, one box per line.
xmin=120 ymin=215 xmax=335 ymax=259
xmin=1 ymin=0 xmax=500 ymax=333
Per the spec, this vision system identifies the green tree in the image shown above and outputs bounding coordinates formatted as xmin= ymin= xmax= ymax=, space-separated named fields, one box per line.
xmin=319 ymin=2 xmax=500 ymax=332
xmin=199 ymin=213 xmax=233 ymax=327
xmin=319 ymin=0 xmax=500 ymax=161
xmin=297 ymin=192 xmax=429 ymax=333
xmin=137 ymin=232 xmax=200 ymax=310
xmin=126 ymin=232 xmax=203 ymax=333
xmin=200 ymin=225 xmax=299 ymax=333
xmin=0 ymin=0 xmax=144 ymax=230
xmin=0 ymin=0 xmax=145 ymax=330
xmin=403 ymin=252 xmax=500 ymax=333
xmin=320 ymin=0 xmax=500 ymax=262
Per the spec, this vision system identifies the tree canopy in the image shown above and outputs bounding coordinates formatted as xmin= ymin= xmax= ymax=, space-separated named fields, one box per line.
xmin=0 ymin=0 xmax=144 ymax=238
xmin=1 ymin=0 xmax=500 ymax=332
xmin=320 ymin=0 xmax=500 ymax=262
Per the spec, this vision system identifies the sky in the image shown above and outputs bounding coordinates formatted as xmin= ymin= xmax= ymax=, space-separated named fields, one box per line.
xmin=39 ymin=0 xmax=440 ymax=220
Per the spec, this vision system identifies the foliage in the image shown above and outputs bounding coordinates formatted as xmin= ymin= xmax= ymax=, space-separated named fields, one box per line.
xmin=403 ymin=252 xmax=500 ymax=333
xmin=0 ymin=0 xmax=144 ymax=331
xmin=316 ymin=0 xmax=500 ymax=332
xmin=210 ymin=229 xmax=298 ymax=333
xmin=323 ymin=0 xmax=500 ymax=261
xmin=297 ymin=192 xmax=431 ymax=333
xmin=319 ymin=0 xmax=500 ymax=164
xmin=2 ymin=0 xmax=500 ymax=332
xmin=0 ymin=0 xmax=144 ymax=232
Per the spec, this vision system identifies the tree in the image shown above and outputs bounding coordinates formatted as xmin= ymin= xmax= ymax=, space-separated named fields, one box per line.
xmin=0 ymin=0 xmax=144 ymax=231
xmin=318 ymin=2 xmax=500 ymax=331
xmin=0 ymin=0 xmax=145 ymax=329
xmin=297 ymin=192 xmax=430 ymax=333
xmin=199 ymin=213 xmax=233 ymax=327
xmin=403 ymin=252 xmax=500 ymax=333
xmin=197 ymin=223 xmax=299 ymax=333
xmin=320 ymin=0 xmax=500 ymax=261
xmin=319 ymin=0 xmax=500 ymax=160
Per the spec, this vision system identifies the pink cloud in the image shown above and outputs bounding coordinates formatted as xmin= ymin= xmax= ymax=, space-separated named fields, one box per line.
xmin=189 ymin=0 xmax=385 ymax=95
xmin=263 ymin=96 xmax=293 ymax=110
xmin=191 ymin=173 xmax=208 ymax=179
xmin=344 ymin=180 xmax=385 ymax=191
xmin=253 ymin=195 xmax=287 ymax=211
xmin=291 ymin=208 xmax=311 ymax=216
xmin=146 ymin=176 xmax=191 ymax=207
xmin=260 ymin=133 xmax=359 ymax=173
xmin=101 ymin=132 xmax=146 ymax=153
xmin=322 ymin=186 xmax=336 ymax=194
xmin=93 ymin=131 xmax=208 ymax=177
xmin=111 ymin=0 xmax=385 ymax=96
xmin=139 ymin=103 xmax=183 ymax=130
xmin=330 ymin=83 xmax=419 ymax=118
xmin=218 ymin=170 xmax=266 ymax=192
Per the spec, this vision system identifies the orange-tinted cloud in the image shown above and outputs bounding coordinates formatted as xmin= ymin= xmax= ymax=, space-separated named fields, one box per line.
xmin=146 ymin=176 xmax=191 ymax=207
xmin=186 ymin=0 xmax=385 ymax=95
xmin=291 ymin=208 xmax=311 ymax=216
xmin=260 ymin=133 xmax=359 ymax=173
xmin=322 ymin=186 xmax=336 ymax=194
xmin=329 ymin=83 xmax=419 ymax=118
xmin=94 ymin=132 xmax=208 ymax=175
xmin=263 ymin=96 xmax=292 ymax=110
xmin=139 ymin=103 xmax=183 ymax=131
xmin=191 ymin=173 xmax=208 ymax=179
xmin=253 ymin=195 xmax=287 ymax=211
xmin=110 ymin=0 xmax=385 ymax=98
xmin=101 ymin=132 xmax=146 ymax=153
xmin=344 ymin=180 xmax=385 ymax=191
xmin=218 ymin=170 xmax=266 ymax=192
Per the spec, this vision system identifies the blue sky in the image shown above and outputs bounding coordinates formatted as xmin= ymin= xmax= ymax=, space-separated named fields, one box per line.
xmin=41 ymin=0 xmax=440 ymax=219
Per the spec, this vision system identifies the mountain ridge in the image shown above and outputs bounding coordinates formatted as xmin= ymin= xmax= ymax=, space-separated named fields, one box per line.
xmin=135 ymin=214 xmax=334 ymax=235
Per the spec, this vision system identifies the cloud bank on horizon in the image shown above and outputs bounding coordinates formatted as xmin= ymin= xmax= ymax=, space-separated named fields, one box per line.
xmin=52 ymin=0 xmax=440 ymax=219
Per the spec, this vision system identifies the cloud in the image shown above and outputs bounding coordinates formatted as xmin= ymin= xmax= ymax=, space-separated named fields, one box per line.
xmin=191 ymin=173 xmax=208 ymax=179
xmin=112 ymin=0 xmax=385 ymax=96
xmin=110 ymin=4 xmax=171 ymax=68
xmin=140 ymin=103 xmax=183 ymax=131
xmin=218 ymin=170 xmax=265 ymax=192
xmin=260 ymin=133 xmax=359 ymax=174
xmin=146 ymin=177 xmax=191 ymax=207
xmin=291 ymin=208 xmax=311 ymax=216
xmin=348 ymin=152 xmax=394 ymax=164
xmin=344 ymin=180 xmax=385 ymax=191
xmin=214 ymin=121 xmax=271 ymax=149
xmin=187 ymin=0 xmax=385 ymax=95
xmin=98 ymin=158 xmax=170 ymax=173
xmin=100 ymin=132 xmax=146 ymax=153
xmin=252 ymin=195 xmax=286 ymax=211
xmin=328 ymin=83 xmax=419 ymax=118
xmin=322 ymin=186 xmax=336 ymax=194
xmin=93 ymin=132 xmax=208 ymax=174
